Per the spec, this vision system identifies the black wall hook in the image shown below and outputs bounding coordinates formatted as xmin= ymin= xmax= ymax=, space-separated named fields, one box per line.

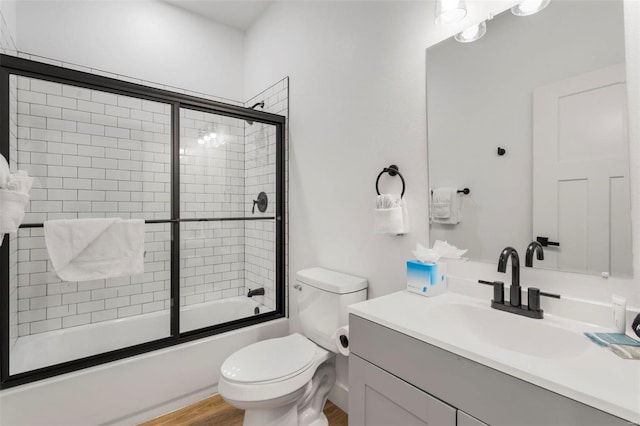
xmin=376 ymin=164 xmax=406 ymax=197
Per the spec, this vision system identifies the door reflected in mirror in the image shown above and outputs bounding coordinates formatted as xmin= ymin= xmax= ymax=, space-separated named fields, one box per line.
xmin=426 ymin=0 xmax=632 ymax=277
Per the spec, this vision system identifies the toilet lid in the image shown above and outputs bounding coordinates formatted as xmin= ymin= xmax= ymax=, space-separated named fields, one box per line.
xmin=221 ymin=334 xmax=317 ymax=383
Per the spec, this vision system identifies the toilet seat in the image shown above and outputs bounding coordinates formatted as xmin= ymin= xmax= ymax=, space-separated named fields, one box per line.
xmin=218 ymin=334 xmax=333 ymax=403
xmin=221 ymin=334 xmax=317 ymax=384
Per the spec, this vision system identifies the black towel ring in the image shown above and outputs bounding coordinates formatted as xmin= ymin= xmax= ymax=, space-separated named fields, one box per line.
xmin=376 ymin=164 xmax=406 ymax=198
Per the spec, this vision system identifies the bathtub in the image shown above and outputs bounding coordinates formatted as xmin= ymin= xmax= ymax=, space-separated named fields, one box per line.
xmin=11 ymin=296 xmax=271 ymax=375
xmin=2 ymin=314 xmax=288 ymax=426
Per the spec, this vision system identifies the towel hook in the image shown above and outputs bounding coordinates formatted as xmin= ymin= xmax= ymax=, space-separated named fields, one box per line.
xmin=376 ymin=164 xmax=406 ymax=198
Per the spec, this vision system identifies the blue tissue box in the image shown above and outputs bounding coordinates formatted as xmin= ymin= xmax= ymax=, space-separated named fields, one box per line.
xmin=406 ymin=260 xmax=448 ymax=297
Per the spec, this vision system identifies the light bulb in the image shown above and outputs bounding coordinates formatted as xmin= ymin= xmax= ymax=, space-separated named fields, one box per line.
xmin=209 ymin=132 xmax=217 ymax=139
xmin=203 ymin=134 xmax=210 ymax=142
xmin=435 ymin=0 xmax=467 ymax=25
xmin=511 ymin=0 xmax=551 ymax=16
xmin=197 ymin=138 xmax=204 ymax=145
xmin=454 ymin=21 xmax=487 ymax=43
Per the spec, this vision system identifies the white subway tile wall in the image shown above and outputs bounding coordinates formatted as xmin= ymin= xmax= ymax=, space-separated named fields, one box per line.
xmin=0 ymin=8 xmax=17 ymax=56
xmin=244 ymin=78 xmax=289 ymax=311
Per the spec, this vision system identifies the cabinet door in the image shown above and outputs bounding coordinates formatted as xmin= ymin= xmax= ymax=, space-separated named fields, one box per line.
xmin=349 ymin=355 xmax=456 ymax=426
xmin=458 ymin=410 xmax=489 ymax=426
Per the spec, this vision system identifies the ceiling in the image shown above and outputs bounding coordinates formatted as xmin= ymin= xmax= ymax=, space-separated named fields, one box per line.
xmin=164 ymin=0 xmax=273 ymax=31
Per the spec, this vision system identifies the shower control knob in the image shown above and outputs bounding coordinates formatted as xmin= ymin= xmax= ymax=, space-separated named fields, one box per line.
xmin=252 ymin=191 xmax=268 ymax=214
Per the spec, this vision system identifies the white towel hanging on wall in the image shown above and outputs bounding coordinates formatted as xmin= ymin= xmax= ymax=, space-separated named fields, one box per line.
xmin=430 ymin=187 xmax=461 ymax=225
xmin=374 ymin=194 xmax=409 ymax=235
xmin=0 ymin=154 xmax=34 ymax=246
xmin=374 ymin=165 xmax=409 ymax=235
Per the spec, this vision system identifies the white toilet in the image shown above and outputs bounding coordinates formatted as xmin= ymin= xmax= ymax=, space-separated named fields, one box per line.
xmin=218 ymin=267 xmax=368 ymax=426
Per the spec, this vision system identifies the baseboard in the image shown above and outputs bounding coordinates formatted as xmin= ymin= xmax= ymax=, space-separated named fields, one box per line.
xmin=107 ymin=386 xmax=217 ymax=426
xmin=328 ymin=382 xmax=348 ymax=414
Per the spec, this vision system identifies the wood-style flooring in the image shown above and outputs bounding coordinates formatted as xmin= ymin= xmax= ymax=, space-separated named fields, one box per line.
xmin=139 ymin=394 xmax=348 ymax=426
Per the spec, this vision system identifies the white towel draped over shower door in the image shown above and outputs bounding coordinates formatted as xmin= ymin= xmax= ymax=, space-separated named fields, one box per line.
xmin=44 ymin=218 xmax=145 ymax=282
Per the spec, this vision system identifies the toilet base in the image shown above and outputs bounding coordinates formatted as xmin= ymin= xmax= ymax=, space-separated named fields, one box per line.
xmin=243 ymin=401 xmax=300 ymax=426
xmin=239 ymin=357 xmax=336 ymax=426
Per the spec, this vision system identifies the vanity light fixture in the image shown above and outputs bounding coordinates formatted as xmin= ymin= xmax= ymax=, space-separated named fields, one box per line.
xmin=434 ymin=0 xmax=467 ymax=25
xmin=511 ymin=0 xmax=551 ymax=17
xmin=454 ymin=21 xmax=487 ymax=43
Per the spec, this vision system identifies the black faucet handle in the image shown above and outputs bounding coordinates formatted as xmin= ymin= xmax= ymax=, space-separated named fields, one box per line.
xmin=528 ymin=287 xmax=541 ymax=311
xmin=536 ymin=236 xmax=560 ymax=247
xmin=540 ymin=290 xmax=561 ymax=299
xmin=493 ymin=281 xmax=504 ymax=304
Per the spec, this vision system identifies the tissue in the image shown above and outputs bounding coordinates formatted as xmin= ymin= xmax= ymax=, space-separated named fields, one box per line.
xmin=432 ymin=240 xmax=467 ymax=259
xmin=411 ymin=243 xmax=441 ymax=264
xmin=412 ymin=241 xmax=467 ymax=264
xmin=407 ymin=241 xmax=467 ymax=298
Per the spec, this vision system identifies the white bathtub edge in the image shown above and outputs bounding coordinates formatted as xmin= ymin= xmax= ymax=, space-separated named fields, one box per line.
xmin=0 ymin=318 xmax=289 ymax=426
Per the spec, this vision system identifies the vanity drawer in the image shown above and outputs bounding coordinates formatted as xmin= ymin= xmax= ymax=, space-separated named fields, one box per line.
xmin=349 ymin=354 xmax=456 ymax=426
xmin=349 ymin=314 xmax=632 ymax=426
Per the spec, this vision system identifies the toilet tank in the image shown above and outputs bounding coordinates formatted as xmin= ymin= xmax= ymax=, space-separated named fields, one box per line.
xmin=295 ymin=267 xmax=368 ymax=353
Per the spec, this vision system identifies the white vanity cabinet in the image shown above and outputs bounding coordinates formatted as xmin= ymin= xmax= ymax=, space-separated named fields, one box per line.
xmin=348 ymin=314 xmax=632 ymax=426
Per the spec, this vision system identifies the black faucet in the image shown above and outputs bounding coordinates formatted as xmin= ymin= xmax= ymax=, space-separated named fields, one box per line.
xmin=525 ymin=241 xmax=544 ymax=267
xmin=247 ymin=288 xmax=265 ymax=297
xmin=497 ymin=247 xmax=521 ymax=307
xmin=480 ymin=246 xmax=561 ymax=319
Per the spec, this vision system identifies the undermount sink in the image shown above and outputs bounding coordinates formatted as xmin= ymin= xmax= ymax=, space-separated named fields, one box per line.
xmin=426 ymin=302 xmax=590 ymax=358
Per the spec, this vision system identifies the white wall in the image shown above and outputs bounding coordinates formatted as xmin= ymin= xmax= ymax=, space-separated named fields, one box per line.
xmin=243 ymin=0 xmax=520 ymax=410
xmin=245 ymin=0 xmax=431 ymax=302
xmin=0 ymin=0 xmax=17 ymax=51
xmin=15 ymin=0 xmax=244 ymax=100
xmin=243 ymin=0 xmax=640 ymax=411
xmin=244 ymin=2 xmax=431 ymax=409
xmin=625 ymin=0 xmax=640 ymax=284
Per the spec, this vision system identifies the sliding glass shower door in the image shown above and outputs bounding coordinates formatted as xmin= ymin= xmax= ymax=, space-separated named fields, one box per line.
xmin=178 ymin=108 xmax=277 ymax=333
xmin=0 ymin=55 xmax=285 ymax=388
xmin=8 ymin=75 xmax=172 ymax=374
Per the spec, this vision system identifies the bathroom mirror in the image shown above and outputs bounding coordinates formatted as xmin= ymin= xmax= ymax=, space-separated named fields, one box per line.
xmin=426 ymin=0 xmax=632 ymax=277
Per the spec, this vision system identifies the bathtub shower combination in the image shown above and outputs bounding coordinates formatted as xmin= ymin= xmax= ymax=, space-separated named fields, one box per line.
xmin=0 ymin=55 xmax=287 ymax=387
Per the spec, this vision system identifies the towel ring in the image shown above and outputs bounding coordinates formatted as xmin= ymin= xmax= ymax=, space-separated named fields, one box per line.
xmin=376 ymin=164 xmax=405 ymax=198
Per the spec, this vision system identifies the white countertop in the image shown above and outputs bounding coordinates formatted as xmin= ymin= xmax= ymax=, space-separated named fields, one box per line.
xmin=348 ymin=291 xmax=640 ymax=423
